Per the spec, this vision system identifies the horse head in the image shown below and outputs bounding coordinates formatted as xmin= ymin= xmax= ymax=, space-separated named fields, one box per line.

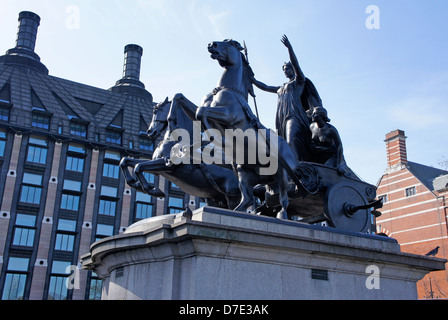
xmin=147 ymin=97 xmax=170 ymax=140
xmin=208 ymin=39 xmax=254 ymax=100
xmin=208 ymin=39 xmax=244 ymax=67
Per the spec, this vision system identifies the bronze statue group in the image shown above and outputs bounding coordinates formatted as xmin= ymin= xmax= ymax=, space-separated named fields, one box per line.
xmin=120 ymin=34 xmax=381 ymax=231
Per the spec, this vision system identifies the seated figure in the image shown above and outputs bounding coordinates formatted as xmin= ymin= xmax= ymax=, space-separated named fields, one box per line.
xmin=309 ymin=107 xmax=351 ymax=176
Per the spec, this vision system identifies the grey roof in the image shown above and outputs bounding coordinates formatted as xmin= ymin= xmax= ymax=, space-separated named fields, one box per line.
xmin=0 ymin=62 xmax=155 ymax=148
xmin=407 ymin=161 xmax=448 ymax=193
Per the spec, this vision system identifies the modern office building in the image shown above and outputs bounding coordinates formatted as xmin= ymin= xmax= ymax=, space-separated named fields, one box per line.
xmin=0 ymin=11 xmax=198 ymax=300
xmin=376 ymin=129 xmax=448 ymax=299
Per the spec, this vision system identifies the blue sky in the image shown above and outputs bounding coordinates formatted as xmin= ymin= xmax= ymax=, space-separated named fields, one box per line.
xmin=1 ymin=0 xmax=447 ymax=185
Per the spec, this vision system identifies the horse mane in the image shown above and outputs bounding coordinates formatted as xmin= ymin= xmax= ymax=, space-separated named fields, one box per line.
xmin=223 ymin=39 xmax=255 ymax=100
xmin=240 ymin=52 xmax=256 ymax=100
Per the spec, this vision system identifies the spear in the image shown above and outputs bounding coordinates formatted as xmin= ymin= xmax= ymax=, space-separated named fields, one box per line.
xmin=243 ymin=41 xmax=260 ymax=121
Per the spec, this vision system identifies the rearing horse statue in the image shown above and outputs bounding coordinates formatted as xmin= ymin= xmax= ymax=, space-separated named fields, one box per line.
xmin=119 ymin=98 xmax=242 ymax=210
xmin=169 ymin=39 xmax=311 ymax=219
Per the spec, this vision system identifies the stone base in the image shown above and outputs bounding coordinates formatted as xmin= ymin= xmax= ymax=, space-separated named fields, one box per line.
xmin=81 ymin=207 xmax=445 ymax=300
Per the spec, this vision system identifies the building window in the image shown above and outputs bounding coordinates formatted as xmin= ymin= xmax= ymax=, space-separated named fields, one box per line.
xmin=168 ymin=196 xmax=184 ymax=214
xmin=60 ymin=194 xmax=80 ymax=211
xmin=88 ymin=273 xmax=102 ymax=300
xmin=100 ymin=186 xmax=117 ymax=198
xmin=68 ymin=143 xmax=85 ymax=154
xmin=103 ymin=163 xmax=119 ymax=179
xmin=70 ymin=121 xmax=87 ymax=138
xmin=99 ymin=199 xmax=116 ymax=216
xmin=31 ymin=112 xmax=51 ymax=130
xmin=143 ymin=172 xmax=155 ymax=184
xmin=139 ymin=137 xmax=154 ymax=151
xmin=135 ymin=191 xmax=153 ymax=219
xmin=54 ymin=219 xmax=77 ymax=252
xmin=106 ymin=129 xmax=122 ymax=145
xmin=48 ymin=260 xmax=71 ymax=300
xmin=95 ymin=224 xmax=114 ymax=242
xmin=12 ymin=214 xmax=36 ymax=247
xmin=379 ymin=194 xmax=388 ymax=204
xmin=66 ymin=156 xmax=84 ymax=172
xmin=63 ymin=179 xmax=82 ymax=192
xmin=1 ymin=257 xmax=29 ymax=300
xmin=20 ymin=173 xmax=43 ymax=205
xmin=405 ymin=187 xmax=416 ymax=197
xmin=0 ymin=106 xmax=10 ymax=122
xmin=26 ymin=136 xmax=48 ymax=164
xmin=0 ymin=129 xmax=6 ymax=157
xmin=198 ymin=198 xmax=207 ymax=208
xmin=104 ymin=150 xmax=121 ymax=161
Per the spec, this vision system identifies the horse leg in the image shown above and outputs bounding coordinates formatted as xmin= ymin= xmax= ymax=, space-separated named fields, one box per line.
xmin=169 ymin=93 xmax=199 ymax=123
xmin=119 ymin=157 xmax=149 ymax=191
xmin=233 ymin=166 xmax=256 ymax=213
xmin=134 ymin=158 xmax=173 ymax=197
xmin=276 ymin=169 xmax=289 ymax=220
xmin=225 ymin=195 xmax=240 ymax=210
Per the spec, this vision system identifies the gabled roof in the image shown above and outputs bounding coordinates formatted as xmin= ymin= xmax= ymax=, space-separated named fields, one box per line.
xmin=407 ymin=161 xmax=448 ymax=193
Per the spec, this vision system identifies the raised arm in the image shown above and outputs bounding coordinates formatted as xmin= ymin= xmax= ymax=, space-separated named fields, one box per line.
xmin=251 ymin=77 xmax=280 ymax=94
xmin=281 ymin=35 xmax=305 ymax=82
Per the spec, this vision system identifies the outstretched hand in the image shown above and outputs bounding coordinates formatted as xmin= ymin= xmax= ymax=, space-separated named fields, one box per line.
xmin=281 ymin=34 xmax=292 ymax=48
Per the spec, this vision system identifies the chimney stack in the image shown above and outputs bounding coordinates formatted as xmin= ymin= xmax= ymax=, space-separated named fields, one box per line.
xmin=385 ymin=129 xmax=408 ymax=168
xmin=1 ymin=11 xmax=48 ymax=74
xmin=110 ymin=44 xmax=152 ymax=102
xmin=7 ymin=11 xmax=41 ymax=61
xmin=114 ymin=44 xmax=145 ymax=89
xmin=123 ymin=44 xmax=143 ymax=81
xmin=16 ymin=11 xmax=41 ymax=52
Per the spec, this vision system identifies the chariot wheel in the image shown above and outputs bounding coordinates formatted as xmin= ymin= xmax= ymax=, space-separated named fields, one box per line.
xmin=323 ymin=182 xmax=372 ymax=233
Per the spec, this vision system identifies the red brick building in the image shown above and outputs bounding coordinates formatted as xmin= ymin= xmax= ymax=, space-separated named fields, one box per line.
xmin=376 ymin=129 xmax=448 ymax=299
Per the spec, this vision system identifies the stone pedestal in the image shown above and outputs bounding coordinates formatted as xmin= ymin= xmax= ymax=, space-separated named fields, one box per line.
xmin=81 ymin=207 xmax=445 ymax=300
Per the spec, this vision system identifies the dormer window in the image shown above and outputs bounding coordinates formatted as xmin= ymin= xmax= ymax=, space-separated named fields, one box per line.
xmin=0 ymin=105 xmax=10 ymax=122
xmin=31 ymin=110 xmax=51 ymax=130
xmin=106 ymin=127 xmax=123 ymax=146
xmin=70 ymin=120 xmax=88 ymax=138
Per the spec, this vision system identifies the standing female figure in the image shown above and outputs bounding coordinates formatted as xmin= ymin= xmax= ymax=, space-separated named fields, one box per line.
xmin=252 ymin=35 xmax=316 ymax=163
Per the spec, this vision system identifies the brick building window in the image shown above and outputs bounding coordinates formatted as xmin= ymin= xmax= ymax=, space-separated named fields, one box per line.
xmin=405 ymin=187 xmax=416 ymax=197
xmin=379 ymin=194 xmax=388 ymax=204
